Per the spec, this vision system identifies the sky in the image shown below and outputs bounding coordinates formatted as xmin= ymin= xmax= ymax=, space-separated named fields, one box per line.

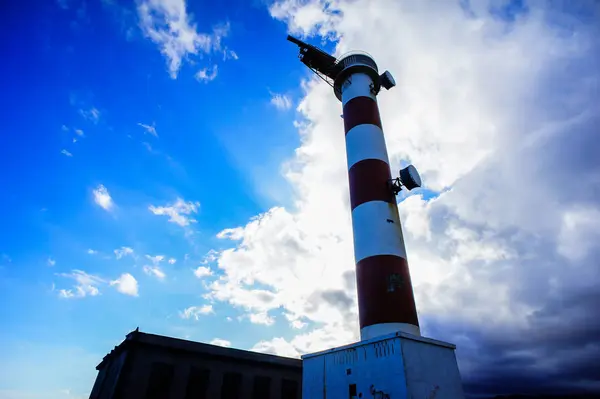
xmin=0 ymin=0 xmax=599 ymax=398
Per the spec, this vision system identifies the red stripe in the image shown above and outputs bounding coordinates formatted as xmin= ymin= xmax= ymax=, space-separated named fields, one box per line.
xmin=348 ymin=159 xmax=395 ymax=211
xmin=343 ymin=96 xmax=382 ymax=133
xmin=356 ymin=255 xmax=419 ymax=329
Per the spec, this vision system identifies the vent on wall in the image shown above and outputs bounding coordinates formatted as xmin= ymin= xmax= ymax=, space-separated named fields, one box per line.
xmin=373 ymin=341 xmax=394 ymax=358
xmin=333 ymin=348 xmax=359 ymax=364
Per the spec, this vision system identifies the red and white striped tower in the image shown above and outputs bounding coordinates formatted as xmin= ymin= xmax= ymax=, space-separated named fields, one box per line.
xmin=333 ymin=53 xmax=420 ymax=341
xmin=290 ymin=40 xmax=463 ymax=399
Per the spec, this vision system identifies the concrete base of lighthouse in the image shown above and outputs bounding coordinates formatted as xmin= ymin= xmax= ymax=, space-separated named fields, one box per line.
xmin=301 ymin=331 xmax=464 ymax=399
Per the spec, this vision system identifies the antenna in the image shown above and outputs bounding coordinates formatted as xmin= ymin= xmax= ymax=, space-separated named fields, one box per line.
xmin=389 ymin=165 xmax=422 ymax=194
xmin=287 ymin=35 xmax=341 ymax=88
xmin=287 ymin=36 xmax=397 ymax=100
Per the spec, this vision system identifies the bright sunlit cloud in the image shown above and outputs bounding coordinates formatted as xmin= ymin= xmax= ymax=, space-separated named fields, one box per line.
xmin=93 ymin=184 xmax=114 ymax=211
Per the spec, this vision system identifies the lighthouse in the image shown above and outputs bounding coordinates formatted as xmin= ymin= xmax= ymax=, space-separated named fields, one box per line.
xmin=288 ymin=36 xmax=465 ymax=399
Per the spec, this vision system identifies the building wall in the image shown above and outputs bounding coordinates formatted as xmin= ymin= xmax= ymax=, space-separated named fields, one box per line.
xmin=303 ymin=337 xmax=407 ymax=399
xmin=113 ymin=344 xmax=302 ymax=399
xmin=91 ymin=349 xmax=128 ymax=399
xmin=302 ymin=334 xmax=463 ymax=399
xmin=402 ymin=338 xmax=464 ymax=399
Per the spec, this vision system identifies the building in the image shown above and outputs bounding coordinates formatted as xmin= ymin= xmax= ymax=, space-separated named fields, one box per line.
xmin=89 ymin=329 xmax=302 ymax=399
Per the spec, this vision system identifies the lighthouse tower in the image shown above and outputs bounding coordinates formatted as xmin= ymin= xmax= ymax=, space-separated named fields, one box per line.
xmin=288 ymin=37 xmax=465 ymax=399
xmin=337 ymin=52 xmax=420 ymax=341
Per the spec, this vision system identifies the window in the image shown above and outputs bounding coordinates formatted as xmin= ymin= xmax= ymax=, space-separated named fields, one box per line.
xmin=145 ymin=362 xmax=174 ymax=399
xmin=220 ymin=372 xmax=242 ymax=399
xmin=185 ymin=366 xmax=210 ymax=399
xmin=252 ymin=376 xmax=271 ymax=399
xmin=281 ymin=379 xmax=298 ymax=399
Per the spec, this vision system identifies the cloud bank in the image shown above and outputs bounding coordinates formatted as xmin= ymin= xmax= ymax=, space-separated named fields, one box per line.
xmin=204 ymin=0 xmax=600 ymax=396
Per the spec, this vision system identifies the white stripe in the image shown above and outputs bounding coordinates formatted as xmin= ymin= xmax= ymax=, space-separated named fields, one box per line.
xmin=345 ymin=124 xmax=390 ymax=169
xmin=361 ymin=323 xmax=421 ymax=340
xmin=352 ymin=200 xmax=407 ymax=263
xmin=341 ymin=73 xmax=377 ymax=106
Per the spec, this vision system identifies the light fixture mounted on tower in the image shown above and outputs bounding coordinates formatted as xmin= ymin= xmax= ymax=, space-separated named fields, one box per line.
xmin=389 ymin=164 xmax=422 ymax=195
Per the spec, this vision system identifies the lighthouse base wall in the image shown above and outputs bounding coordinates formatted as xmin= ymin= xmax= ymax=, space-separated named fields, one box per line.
xmin=301 ymin=331 xmax=464 ymax=399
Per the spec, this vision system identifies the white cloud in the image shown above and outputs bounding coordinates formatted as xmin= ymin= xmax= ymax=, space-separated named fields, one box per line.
xmin=223 ymin=49 xmax=238 ymax=60
xmin=79 ymin=107 xmax=100 ymax=123
xmin=57 ymin=270 xmax=104 ymax=299
xmin=110 ymin=273 xmax=139 ymax=296
xmin=168 ymin=258 xmax=176 ymax=264
xmin=137 ymin=122 xmax=158 ymax=137
xmin=61 ymin=149 xmax=73 ymax=157
xmin=291 ymin=319 xmax=307 ymax=329
xmin=142 ymin=256 xmax=167 ymax=279
xmin=216 ymin=228 xmax=244 ymax=240
xmin=143 ymin=265 xmax=166 ymax=280
xmin=47 ymin=258 xmax=56 ymax=267
xmin=87 ymin=249 xmax=97 ymax=255
xmin=270 ymin=93 xmax=292 ymax=110
xmin=248 ymin=312 xmax=275 ymax=326
xmin=137 ymin=0 xmax=231 ymax=78
xmin=148 ymin=198 xmax=200 ymax=227
xmin=201 ymin=249 xmax=219 ymax=263
xmin=251 ymin=322 xmax=356 ymax=359
xmin=114 ymin=246 xmax=134 ymax=259
xmin=209 ymin=338 xmax=231 ymax=347
xmin=269 ymin=0 xmax=338 ymax=38
xmin=93 ymin=184 xmax=113 ymax=211
xmin=74 ymin=129 xmax=84 ymax=137
xmin=284 ymin=312 xmax=307 ymax=329
xmin=557 ymin=206 xmax=600 ymax=261
xmin=58 ymin=290 xmax=75 ymax=299
xmin=195 ymin=65 xmax=218 ymax=82
xmin=180 ymin=304 xmax=214 ymax=320
xmin=145 ymin=254 xmax=164 ymax=264
xmin=193 ymin=266 xmax=213 ymax=278
xmin=204 ymin=0 xmax=600 ymax=389
xmin=251 ymin=337 xmax=300 ymax=358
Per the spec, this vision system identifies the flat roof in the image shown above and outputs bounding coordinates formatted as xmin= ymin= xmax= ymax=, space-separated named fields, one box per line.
xmin=97 ymin=330 xmax=302 ymax=370
xmin=302 ymin=331 xmax=456 ymax=360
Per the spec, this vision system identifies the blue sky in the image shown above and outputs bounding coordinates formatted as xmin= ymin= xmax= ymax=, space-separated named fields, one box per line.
xmin=0 ymin=0 xmax=318 ymax=397
xmin=2 ymin=0 xmax=600 ymax=398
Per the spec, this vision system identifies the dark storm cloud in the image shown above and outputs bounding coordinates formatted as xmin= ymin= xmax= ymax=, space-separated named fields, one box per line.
xmin=303 ymin=288 xmax=357 ymax=320
xmin=418 ymin=240 xmax=600 ymax=397
xmin=255 ymin=291 xmax=276 ymax=304
xmin=258 ymin=0 xmax=600 ymax=396
xmin=409 ymin=5 xmax=600 ymax=391
xmin=342 ymin=269 xmax=357 ymax=292
xmin=321 ymin=289 xmax=354 ymax=309
xmin=425 ymin=289 xmax=600 ymax=397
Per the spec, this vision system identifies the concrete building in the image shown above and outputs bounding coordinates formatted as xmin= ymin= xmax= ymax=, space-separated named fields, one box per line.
xmin=89 ymin=329 xmax=302 ymax=399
